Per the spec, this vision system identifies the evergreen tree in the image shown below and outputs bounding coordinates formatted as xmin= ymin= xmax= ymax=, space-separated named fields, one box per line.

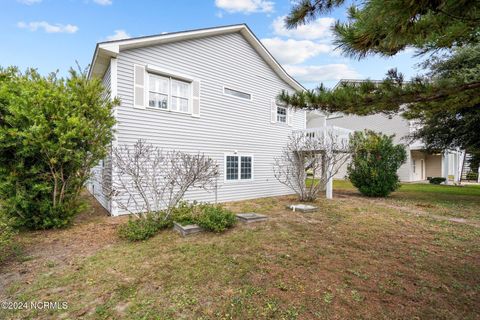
xmin=279 ymin=0 xmax=480 ymax=153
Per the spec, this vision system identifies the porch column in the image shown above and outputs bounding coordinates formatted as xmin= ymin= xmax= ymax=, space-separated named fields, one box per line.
xmin=326 ymin=160 xmax=333 ymax=199
xmin=453 ymin=152 xmax=459 ymax=183
xmin=442 ymin=151 xmax=449 ymax=184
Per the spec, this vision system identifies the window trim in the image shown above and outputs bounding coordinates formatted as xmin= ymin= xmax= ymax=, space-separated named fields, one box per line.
xmin=224 ymin=153 xmax=254 ymax=182
xmin=222 ymin=86 xmax=253 ymax=101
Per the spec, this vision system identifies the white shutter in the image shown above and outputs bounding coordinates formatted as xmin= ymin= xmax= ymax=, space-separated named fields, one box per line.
xmin=133 ymin=64 xmax=146 ymax=109
xmin=191 ymin=80 xmax=200 ymax=117
xmin=287 ymin=108 xmax=293 ymax=126
xmin=270 ymin=99 xmax=277 ymax=123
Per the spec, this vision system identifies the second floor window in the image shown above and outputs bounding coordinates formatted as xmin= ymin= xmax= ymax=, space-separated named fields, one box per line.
xmin=277 ymin=106 xmax=287 ymax=123
xmin=148 ymin=74 xmax=169 ymax=109
xmin=148 ymin=74 xmax=190 ymax=112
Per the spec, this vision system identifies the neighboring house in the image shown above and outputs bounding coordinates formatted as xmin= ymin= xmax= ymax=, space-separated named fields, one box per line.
xmin=86 ymin=24 xmax=307 ymax=216
xmin=306 ymin=80 xmax=464 ymax=183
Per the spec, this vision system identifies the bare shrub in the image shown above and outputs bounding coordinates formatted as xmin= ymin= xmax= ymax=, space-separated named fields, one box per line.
xmin=273 ymin=130 xmax=350 ymax=201
xmin=112 ymin=140 xmax=218 ymax=218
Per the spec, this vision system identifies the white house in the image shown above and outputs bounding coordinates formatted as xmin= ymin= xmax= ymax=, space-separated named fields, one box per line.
xmin=307 ymin=79 xmax=465 ymax=183
xmin=87 ymin=24 xmax=310 ymax=216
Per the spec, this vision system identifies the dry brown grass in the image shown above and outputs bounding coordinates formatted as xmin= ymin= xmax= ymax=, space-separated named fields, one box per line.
xmin=1 ymin=183 xmax=479 ymax=319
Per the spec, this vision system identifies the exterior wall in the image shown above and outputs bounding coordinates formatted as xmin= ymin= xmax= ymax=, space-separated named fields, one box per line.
xmin=112 ymin=32 xmax=306 ymax=215
xmin=312 ymin=113 xmax=412 ymax=181
xmin=87 ymin=63 xmax=112 ymax=211
xmin=425 ymin=154 xmax=442 ymax=178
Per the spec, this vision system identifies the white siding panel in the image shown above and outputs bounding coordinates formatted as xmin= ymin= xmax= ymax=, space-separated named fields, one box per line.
xmin=113 ymin=32 xmax=306 ymax=215
xmin=87 ymin=63 xmax=112 ymax=211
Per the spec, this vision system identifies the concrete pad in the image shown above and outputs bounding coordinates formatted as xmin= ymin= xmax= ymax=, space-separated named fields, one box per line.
xmin=173 ymin=222 xmax=204 ymax=237
xmin=287 ymin=204 xmax=318 ymax=213
xmin=236 ymin=213 xmax=268 ymax=223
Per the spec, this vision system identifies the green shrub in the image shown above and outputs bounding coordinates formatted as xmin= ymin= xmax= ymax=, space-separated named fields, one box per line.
xmin=429 ymin=177 xmax=446 ymax=184
xmin=466 ymin=171 xmax=478 ymax=181
xmin=118 ymin=202 xmax=237 ymax=241
xmin=347 ymin=130 xmax=407 ymax=197
xmin=0 ymin=67 xmax=117 ymax=229
xmin=170 ymin=201 xmax=199 ymax=226
xmin=118 ymin=215 xmax=160 ymax=241
xmin=0 ymin=213 xmax=16 ymax=263
xmin=196 ymin=205 xmax=237 ymax=233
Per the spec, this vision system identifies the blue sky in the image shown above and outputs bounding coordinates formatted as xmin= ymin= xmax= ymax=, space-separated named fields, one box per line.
xmin=1 ymin=0 xmax=426 ymax=88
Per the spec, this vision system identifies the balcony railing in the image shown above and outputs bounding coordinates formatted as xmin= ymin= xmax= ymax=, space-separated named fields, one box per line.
xmin=293 ymin=126 xmax=353 ymax=151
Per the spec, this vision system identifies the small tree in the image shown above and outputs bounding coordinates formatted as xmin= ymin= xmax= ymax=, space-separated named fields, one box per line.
xmin=347 ymin=130 xmax=407 ymax=197
xmin=0 ymin=66 xmax=117 ymax=229
xmin=273 ymin=131 xmax=350 ymax=201
xmin=112 ymin=140 xmax=219 ymax=219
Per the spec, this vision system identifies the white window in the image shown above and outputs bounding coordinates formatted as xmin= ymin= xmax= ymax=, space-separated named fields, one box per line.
xmin=277 ymin=106 xmax=287 ymax=123
xmin=147 ymin=73 xmax=190 ymax=113
xmin=148 ymin=74 xmax=169 ymax=109
xmin=171 ymin=79 xmax=190 ymax=113
xmin=224 ymin=87 xmax=251 ymax=100
xmin=225 ymin=154 xmax=253 ymax=181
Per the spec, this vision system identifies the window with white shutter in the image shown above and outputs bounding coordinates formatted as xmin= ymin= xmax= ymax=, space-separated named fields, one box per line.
xmin=135 ymin=64 xmax=200 ymax=117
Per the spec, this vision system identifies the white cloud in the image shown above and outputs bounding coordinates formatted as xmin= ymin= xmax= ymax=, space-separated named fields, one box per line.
xmin=284 ymin=64 xmax=360 ymax=83
xmin=215 ymin=0 xmax=274 ymax=14
xmin=105 ymin=29 xmax=130 ymax=41
xmin=262 ymin=37 xmax=332 ymax=64
xmin=272 ymin=15 xmax=335 ymax=40
xmin=93 ymin=0 xmax=112 ymax=5
xmin=17 ymin=0 xmax=42 ymax=5
xmin=17 ymin=21 xmax=78 ymax=34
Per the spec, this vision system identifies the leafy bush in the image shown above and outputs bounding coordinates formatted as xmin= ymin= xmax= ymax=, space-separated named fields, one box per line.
xmin=118 ymin=215 xmax=160 ymax=241
xmin=170 ymin=201 xmax=200 ymax=226
xmin=429 ymin=177 xmax=447 ymax=185
xmin=118 ymin=202 xmax=236 ymax=241
xmin=347 ymin=130 xmax=407 ymax=197
xmin=466 ymin=171 xmax=478 ymax=181
xmin=196 ymin=205 xmax=237 ymax=233
xmin=0 ymin=67 xmax=117 ymax=229
xmin=0 ymin=213 xmax=16 ymax=263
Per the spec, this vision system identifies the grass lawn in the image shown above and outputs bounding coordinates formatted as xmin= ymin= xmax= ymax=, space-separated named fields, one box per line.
xmin=1 ymin=182 xmax=479 ymax=319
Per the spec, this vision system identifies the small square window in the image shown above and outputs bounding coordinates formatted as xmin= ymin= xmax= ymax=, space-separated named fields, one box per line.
xmin=277 ymin=106 xmax=287 ymax=123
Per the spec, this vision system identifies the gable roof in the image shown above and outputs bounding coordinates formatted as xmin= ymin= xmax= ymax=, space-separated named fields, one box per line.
xmin=88 ymin=24 xmax=305 ymax=91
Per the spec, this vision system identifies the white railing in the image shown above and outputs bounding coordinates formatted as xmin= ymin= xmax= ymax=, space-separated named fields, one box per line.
xmin=294 ymin=126 xmax=353 ymax=149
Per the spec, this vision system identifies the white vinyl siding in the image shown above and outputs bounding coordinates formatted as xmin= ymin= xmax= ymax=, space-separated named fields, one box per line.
xmin=112 ymin=32 xmax=306 ymax=215
xmin=88 ymin=63 xmax=112 ymax=211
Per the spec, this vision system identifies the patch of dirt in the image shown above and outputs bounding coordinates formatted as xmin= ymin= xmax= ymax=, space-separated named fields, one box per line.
xmin=0 ymin=192 xmax=127 ymax=297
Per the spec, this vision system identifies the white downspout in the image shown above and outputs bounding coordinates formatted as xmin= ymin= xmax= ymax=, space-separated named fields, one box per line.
xmin=453 ymin=151 xmax=459 ymax=183
xmin=324 ymin=116 xmax=333 ymax=199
